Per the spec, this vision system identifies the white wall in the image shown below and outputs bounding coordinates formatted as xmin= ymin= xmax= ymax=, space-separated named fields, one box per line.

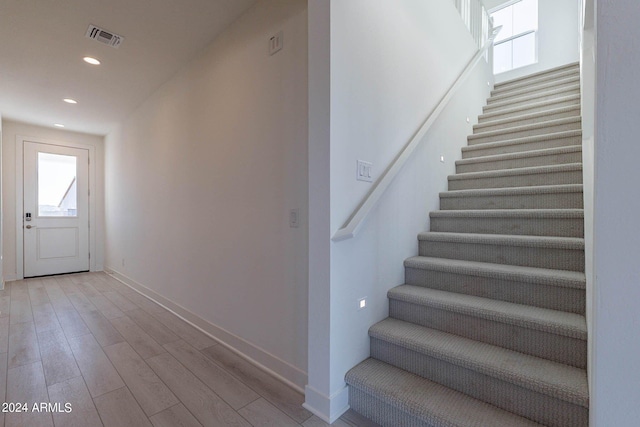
xmin=306 ymin=0 xmax=494 ymax=421
xmin=591 ymin=0 xmax=640 ymax=424
xmin=1 ymin=120 xmax=105 ymax=280
xmin=104 ymin=0 xmax=309 ymax=389
xmin=579 ymin=0 xmax=596 ymax=418
xmin=487 ymin=0 xmax=581 ymax=83
xmin=0 ymin=114 xmax=3 ymax=286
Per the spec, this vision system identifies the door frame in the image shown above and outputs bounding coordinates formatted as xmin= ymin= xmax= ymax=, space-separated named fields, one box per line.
xmin=15 ymin=135 xmax=97 ymax=279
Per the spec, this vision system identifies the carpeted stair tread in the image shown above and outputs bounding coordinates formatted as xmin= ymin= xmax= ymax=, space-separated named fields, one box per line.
xmin=345 ymin=358 xmax=543 ymax=427
xmin=403 ymin=256 xmax=585 ymax=290
xmin=439 ymin=184 xmax=584 ymax=210
xmin=456 ymin=145 xmax=582 ymax=168
xmin=494 ymin=62 xmax=579 ymax=91
xmin=388 ymin=285 xmax=586 ymax=340
xmin=489 ymin=75 xmax=579 ymax=100
xmin=448 ymin=163 xmax=582 ymax=181
xmin=429 ymin=208 xmax=584 ymax=236
xmin=462 ymin=130 xmax=582 ymax=154
xmin=429 ymin=209 xmax=584 ymax=237
xmin=447 ymin=170 xmax=582 ymax=191
xmin=440 ymin=183 xmax=583 ymax=199
xmin=478 ymin=94 xmax=580 ymax=123
xmin=418 ymin=232 xmax=584 ymax=250
xmin=467 ymin=117 xmax=582 ymax=144
xmin=484 ymin=89 xmax=580 ymax=116
xmin=473 ymin=105 xmax=581 ymax=133
xmin=485 ymin=82 xmax=580 ymax=105
xmin=491 ymin=73 xmax=579 ymax=97
xmin=404 ymin=256 xmax=586 ymax=314
xmin=487 ymin=76 xmax=580 ymax=104
xmin=485 ymin=84 xmax=580 ymax=110
xmin=388 ymin=285 xmax=587 ymax=367
xmin=418 ymin=232 xmax=584 ymax=271
xmin=430 ymin=208 xmax=583 ymax=219
xmin=369 ymin=318 xmax=589 ymax=407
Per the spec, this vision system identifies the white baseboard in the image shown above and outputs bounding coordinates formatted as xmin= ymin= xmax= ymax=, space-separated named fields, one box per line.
xmin=105 ymin=267 xmax=307 ymax=392
xmin=303 ymin=384 xmax=350 ymax=424
xmin=3 ymin=274 xmax=18 ymax=282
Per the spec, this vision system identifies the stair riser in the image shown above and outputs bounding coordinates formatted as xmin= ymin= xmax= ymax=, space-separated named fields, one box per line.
xmin=489 ymin=79 xmax=580 ymax=105
xmin=494 ymin=67 xmax=579 ymax=92
xmin=404 ymin=266 xmax=585 ymax=314
xmin=370 ymin=339 xmax=588 ymax=427
xmin=418 ymin=241 xmax=585 ymax=272
xmin=468 ymin=121 xmax=581 ymax=145
xmin=389 ymin=300 xmax=586 ymax=368
xmin=430 ymin=216 xmax=584 ymax=237
xmin=478 ymin=97 xmax=580 ymax=123
xmin=448 ymin=169 xmax=583 ymax=191
xmin=456 ymin=150 xmax=582 ymax=173
xmin=484 ymin=88 xmax=581 ymax=112
xmin=440 ymin=191 xmax=584 ymax=210
xmin=474 ymin=109 xmax=580 ymax=134
xmin=491 ymin=76 xmax=579 ymax=98
xmin=462 ymin=135 xmax=582 ymax=158
xmin=348 ymin=389 xmax=429 ymax=427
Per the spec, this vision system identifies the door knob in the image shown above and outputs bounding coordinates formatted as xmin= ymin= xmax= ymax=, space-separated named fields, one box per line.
xmin=26 ymin=225 xmax=34 ymax=229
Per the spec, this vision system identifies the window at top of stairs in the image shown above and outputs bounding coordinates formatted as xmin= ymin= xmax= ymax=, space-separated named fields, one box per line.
xmin=491 ymin=0 xmax=538 ymax=74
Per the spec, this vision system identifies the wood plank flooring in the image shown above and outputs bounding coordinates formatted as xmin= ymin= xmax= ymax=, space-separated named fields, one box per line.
xmin=0 ymin=272 xmax=378 ymax=427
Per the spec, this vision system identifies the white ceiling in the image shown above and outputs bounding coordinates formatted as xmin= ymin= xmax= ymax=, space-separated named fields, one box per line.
xmin=0 ymin=0 xmax=257 ymax=136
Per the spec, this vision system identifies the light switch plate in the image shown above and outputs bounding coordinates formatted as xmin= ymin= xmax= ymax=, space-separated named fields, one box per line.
xmin=289 ymin=208 xmax=300 ymax=228
xmin=269 ymin=31 xmax=283 ymax=55
xmin=357 ymin=160 xmax=373 ymax=183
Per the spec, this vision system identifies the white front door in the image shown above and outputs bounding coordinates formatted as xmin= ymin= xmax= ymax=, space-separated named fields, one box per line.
xmin=23 ymin=141 xmax=90 ymax=277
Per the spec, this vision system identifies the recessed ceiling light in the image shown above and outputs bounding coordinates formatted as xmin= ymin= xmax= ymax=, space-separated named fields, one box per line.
xmin=63 ymin=98 xmax=77 ymax=104
xmin=54 ymin=124 xmax=65 ymax=128
xmin=83 ymin=56 xmax=101 ymax=65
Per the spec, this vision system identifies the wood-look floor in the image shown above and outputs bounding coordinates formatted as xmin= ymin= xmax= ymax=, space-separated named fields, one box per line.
xmin=0 ymin=272 xmax=378 ymax=427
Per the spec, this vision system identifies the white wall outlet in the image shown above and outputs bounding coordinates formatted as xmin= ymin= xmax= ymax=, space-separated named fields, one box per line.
xmin=358 ymin=297 xmax=367 ymax=310
xmin=440 ymin=155 xmax=445 ymax=163
xmin=289 ymin=208 xmax=300 ymax=228
xmin=466 ymin=117 xmax=470 ymax=123
xmin=269 ymin=31 xmax=283 ymax=55
xmin=356 ymin=160 xmax=373 ymax=183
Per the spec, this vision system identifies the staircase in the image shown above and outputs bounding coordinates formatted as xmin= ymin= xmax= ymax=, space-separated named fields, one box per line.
xmin=345 ymin=62 xmax=588 ymax=427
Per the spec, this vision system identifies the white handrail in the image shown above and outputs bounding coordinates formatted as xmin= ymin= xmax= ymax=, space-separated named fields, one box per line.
xmin=332 ymin=26 xmax=500 ymax=242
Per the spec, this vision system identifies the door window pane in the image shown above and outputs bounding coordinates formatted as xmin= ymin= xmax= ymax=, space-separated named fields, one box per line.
xmin=38 ymin=152 xmax=78 ymax=217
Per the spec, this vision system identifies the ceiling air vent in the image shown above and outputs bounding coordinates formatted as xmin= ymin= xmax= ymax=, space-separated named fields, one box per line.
xmin=85 ymin=24 xmax=124 ymax=48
